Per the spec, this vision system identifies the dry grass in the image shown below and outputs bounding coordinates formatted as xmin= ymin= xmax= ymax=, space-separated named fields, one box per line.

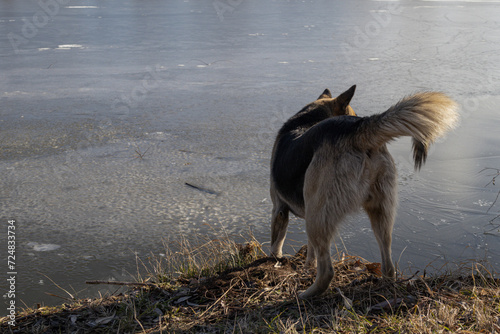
xmin=2 ymin=235 xmax=500 ymax=333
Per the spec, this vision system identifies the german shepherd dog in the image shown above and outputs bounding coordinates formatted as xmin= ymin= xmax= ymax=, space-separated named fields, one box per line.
xmin=270 ymin=86 xmax=459 ymax=299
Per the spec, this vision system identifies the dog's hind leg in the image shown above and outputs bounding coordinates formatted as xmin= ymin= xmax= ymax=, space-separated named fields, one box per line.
xmin=299 ymin=218 xmax=335 ymax=299
xmin=270 ymin=197 xmax=290 ymax=258
xmin=300 ymin=150 xmax=373 ymax=299
xmin=299 ymin=158 xmax=346 ymax=299
xmin=363 ymin=160 xmax=398 ymax=279
xmin=305 ymin=238 xmax=316 ymax=267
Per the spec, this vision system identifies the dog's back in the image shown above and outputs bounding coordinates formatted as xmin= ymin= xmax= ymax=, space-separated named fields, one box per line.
xmin=271 ymin=86 xmax=357 ymax=215
xmin=272 ymin=115 xmax=361 ymax=212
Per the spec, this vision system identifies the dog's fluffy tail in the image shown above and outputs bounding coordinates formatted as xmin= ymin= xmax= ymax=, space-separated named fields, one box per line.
xmin=357 ymin=92 xmax=459 ymax=170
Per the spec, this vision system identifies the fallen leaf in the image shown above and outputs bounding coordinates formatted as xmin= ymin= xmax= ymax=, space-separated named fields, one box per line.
xmin=366 ymin=262 xmax=382 ymax=276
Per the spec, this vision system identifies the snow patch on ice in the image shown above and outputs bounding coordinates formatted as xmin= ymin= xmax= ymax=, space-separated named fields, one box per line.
xmin=27 ymin=242 xmax=61 ymax=252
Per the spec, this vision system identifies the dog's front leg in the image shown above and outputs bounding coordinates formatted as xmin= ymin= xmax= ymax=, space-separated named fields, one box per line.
xmin=270 ymin=205 xmax=289 ymax=258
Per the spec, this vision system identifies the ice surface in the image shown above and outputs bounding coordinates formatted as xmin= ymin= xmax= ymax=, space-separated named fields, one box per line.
xmin=1 ymin=0 xmax=500 ymax=312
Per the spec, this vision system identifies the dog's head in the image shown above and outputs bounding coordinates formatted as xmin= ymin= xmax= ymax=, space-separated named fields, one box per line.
xmin=316 ymin=85 xmax=357 ymax=117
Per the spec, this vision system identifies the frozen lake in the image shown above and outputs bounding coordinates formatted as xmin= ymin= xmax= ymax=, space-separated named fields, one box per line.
xmin=1 ymin=0 xmax=500 ymax=313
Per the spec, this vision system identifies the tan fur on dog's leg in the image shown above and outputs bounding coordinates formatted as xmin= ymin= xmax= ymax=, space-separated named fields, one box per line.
xmin=305 ymin=239 xmax=316 ymax=267
xmin=300 ymin=154 xmax=348 ymax=298
xmin=365 ymin=205 xmax=396 ymax=278
xmin=270 ymin=208 xmax=289 ymax=258
xmin=270 ymin=191 xmax=290 ymax=258
xmin=363 ymin=155 xmax=398 ymax=279
xmin=299 ymin=224 xmax=334 ymax=299
xmin=300 ymin=198 xmax=334 ymax=297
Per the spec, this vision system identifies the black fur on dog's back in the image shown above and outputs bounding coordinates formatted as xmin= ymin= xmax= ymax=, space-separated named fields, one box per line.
xmin=272 ymin=116 xmax=362 ymax=211
xmin=270 ymin=85 xmax=357 ymax=214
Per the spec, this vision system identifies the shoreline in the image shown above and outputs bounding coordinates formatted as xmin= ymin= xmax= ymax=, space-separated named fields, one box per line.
xmin=2 ymin=239 xmax=499 ymax=333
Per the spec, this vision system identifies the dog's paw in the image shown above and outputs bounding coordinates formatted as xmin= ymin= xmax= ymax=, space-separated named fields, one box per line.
xmin=298 ymin=287 xmax=321 ymax=300
xmin=382 ymin=274 xmax=396 ymax=282
xmin=382 ymin=267 xmax=396 ymax=281
xmin=297 ymin=290 xmax=309 ymax=300
xmin=270 ymin=254 xmax=283 ymax=260
xmin=298 ymin=290 xmax=320 ymax=300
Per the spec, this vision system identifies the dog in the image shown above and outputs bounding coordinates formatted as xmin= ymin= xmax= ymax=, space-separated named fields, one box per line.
xmin=270 ymin=85 xmax=459 ymax=299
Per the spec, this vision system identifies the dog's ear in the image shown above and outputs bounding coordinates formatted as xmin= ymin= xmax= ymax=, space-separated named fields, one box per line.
xmin=336 ymin=85 xmax=356 ymax=110
xmin=317 ymin=88 xmax=332 ymax=100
